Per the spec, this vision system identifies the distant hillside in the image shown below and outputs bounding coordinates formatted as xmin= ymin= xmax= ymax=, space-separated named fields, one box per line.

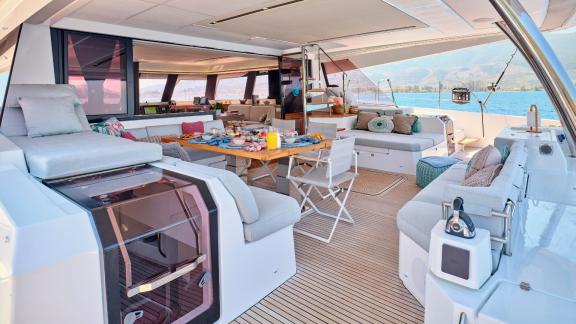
xmin=361 ymin=29 xmax=576 ymax=92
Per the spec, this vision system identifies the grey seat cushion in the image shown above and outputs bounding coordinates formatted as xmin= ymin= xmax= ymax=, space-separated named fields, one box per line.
xmin=146 ymin=124 xmax=182 ymax=138
xmin=174 ymin=161 xmax=260 ymax=224
xmin=340 ymin=130 xmax=441 ymax=152
xmin=244 ymin=186 xmax=301 ymax=242
xmin=10 ymin=131 xmax=162 ymax=179
xmin=397 ymin=201 xmax=443 ymax=251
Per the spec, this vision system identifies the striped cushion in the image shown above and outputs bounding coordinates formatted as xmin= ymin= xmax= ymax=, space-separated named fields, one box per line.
xmin=368 ymin=116 xmax=394 ymax=133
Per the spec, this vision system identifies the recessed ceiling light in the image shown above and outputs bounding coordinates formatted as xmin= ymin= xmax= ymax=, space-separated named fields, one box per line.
xmin=249 ymin=36 xmax=266 ymax=41
xmin=262 ymin=7 xmax=269 ymax=10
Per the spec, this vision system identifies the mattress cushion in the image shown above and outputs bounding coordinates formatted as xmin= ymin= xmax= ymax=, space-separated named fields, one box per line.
xmin=339 ymin=130 xmax=442 ymax=152
xmin=10 ymin=131 xmax=162 ymax=179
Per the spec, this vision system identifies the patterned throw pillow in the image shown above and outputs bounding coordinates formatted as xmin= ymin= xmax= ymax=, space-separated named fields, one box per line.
xmin=392 ymin=114 xmax=417 ymax=135
xmin=356 ymin=111 xmax=379 ymax=130
xmin=91 ymin=117 xmax=125 ymax=136
xmin=463 ymin=164 xmax=503 ymax=187
xmin=465 ymin=145 xmax=502 ymax=179
xmin=368 ymin=116 xmax=394 ymax=133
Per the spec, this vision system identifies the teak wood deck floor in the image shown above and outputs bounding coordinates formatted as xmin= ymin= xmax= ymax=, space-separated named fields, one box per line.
xmin=232 ymin=169 xmax=424 ymax=323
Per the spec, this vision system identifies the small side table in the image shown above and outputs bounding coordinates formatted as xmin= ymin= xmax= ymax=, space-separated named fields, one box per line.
xmin=458 ymin=137 xmax=480 ymax=151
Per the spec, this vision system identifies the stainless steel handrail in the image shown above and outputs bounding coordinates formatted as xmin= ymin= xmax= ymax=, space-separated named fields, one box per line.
xmin=491 ymin=0 xmax=576 ymax=156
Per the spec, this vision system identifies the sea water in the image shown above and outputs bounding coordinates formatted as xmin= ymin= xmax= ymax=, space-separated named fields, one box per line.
xmin=390 ymin=91 xmax=558 ymax=120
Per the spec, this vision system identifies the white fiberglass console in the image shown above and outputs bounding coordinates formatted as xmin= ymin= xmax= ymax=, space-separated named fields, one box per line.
xmin=0 ymin=160 xmax=297 ymax=324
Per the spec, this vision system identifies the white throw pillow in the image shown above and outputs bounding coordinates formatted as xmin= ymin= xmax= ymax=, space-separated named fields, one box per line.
xmin=368 ymin=116 xmax=394 ymax=133
xmin=18 ymin=96 xmax=85 ymax=137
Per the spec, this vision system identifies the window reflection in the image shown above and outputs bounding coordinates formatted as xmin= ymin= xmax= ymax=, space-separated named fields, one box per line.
xmin=172 ymin=77 xmax=207 ymax=102
xmin=215 ymin=76 xmax=246 ymax=100
xmin=66 ymin=32 xmax=128 ymax=115
xmin=254 ymin=74 xmax=269 ymax=99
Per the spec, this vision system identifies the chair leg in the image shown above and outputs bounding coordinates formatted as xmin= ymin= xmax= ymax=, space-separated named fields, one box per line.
xmin=251 ymin=160 xmax=277 ymax=183
xmin=292 ymin=178 xmax=356 ymax=243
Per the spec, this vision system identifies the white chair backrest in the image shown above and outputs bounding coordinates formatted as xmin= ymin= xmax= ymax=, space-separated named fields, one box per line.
xmin=272 ymin=118 xmax=296 ymax=131
xmin=308 ymin=122 xmax=337 ymax=139
xmin=326 ymin=137 xmax=355 ymax=178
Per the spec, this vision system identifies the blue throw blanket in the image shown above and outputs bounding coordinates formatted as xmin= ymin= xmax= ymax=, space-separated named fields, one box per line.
xmin=420 ymin=156 xmax=460 ymax=168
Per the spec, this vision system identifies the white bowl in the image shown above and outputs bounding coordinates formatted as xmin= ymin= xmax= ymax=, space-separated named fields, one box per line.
xmin=232 ymin=137 xmax=246 ymax=145
xmin=284 ymin=137 xmax=297 ymax=144
xmin=202 ymin=134 xmax=213 ymax=141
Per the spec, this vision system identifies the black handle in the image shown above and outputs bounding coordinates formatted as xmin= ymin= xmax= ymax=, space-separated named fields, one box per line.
xmin=453 ymin=197 xmax=464 ymax=211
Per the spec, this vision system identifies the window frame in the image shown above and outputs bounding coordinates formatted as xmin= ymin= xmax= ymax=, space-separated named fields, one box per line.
xmin=57 ymin=29 xmax=134 ymax=120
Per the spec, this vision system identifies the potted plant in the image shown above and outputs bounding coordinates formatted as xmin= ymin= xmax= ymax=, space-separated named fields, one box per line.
xmin=212 ymin=102 xmax=224 ymax=116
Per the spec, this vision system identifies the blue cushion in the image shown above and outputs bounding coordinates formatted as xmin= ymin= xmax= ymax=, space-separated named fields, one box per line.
xmin=419 ymin=156 xmax=459 ymax=168
xmin=416 ymin=157 xmax=460 ymax=188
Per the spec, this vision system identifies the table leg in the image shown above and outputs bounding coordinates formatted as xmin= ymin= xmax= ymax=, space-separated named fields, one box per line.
xmin=276 ymin=157 xmax=291 ymax=195
xmin=226 ymin=156 xmax=251 ymax=182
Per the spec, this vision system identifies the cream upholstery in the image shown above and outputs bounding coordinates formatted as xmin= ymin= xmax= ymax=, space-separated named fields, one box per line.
xmin=397 ymin=141 xmax=527 ymax=252
xmin=339 ymin=130 xmax=444 ymax=152
xmin=174 ymin=160 xmax=300 ymax=242
xmin=11 ymin=132 xmax=162 ymax=179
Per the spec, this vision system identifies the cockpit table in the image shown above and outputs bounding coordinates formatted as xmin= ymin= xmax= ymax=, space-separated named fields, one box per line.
xmin=163 ymin=137 xmax=332 ymax=195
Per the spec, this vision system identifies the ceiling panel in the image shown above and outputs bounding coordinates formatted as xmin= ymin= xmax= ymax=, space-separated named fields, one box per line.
xmin=134 ymin=41 xmax=277 ymax=73
xmin=124 ymin=5 xmax=212 ymax=31
xmin=203 ymin=0 xmax=427 ymax=44
xmin=69 ymin=0 xmax=158 ymax=24
xmin=163 ymin=0 xmax=278 ymax=17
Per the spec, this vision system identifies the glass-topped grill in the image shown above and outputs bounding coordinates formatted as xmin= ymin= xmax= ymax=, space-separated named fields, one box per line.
xmin=46 ymin=165 xmax=219 ymax=324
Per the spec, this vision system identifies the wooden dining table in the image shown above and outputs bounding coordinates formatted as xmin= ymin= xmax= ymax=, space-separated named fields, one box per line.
xmin=163 ymin=137 xmax=332 ymax=194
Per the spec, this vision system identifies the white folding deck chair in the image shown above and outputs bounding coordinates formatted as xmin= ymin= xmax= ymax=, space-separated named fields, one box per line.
xmin=296 ymin=122 xmax=339 ymax=198
xmin=251 ymin=119 xmax=297 ymax=183
xmin=288 ymin=137 xmax=358 ymax=243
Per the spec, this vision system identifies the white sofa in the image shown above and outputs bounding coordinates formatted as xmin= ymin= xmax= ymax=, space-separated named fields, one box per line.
xmin=227 ymin=104 xmax=276 ymax=126
xmin=128 ymin=120 xmax=227 ymax=169
xmin=338 ymin=114 xmax=448 ymax=174
xmin=0 ymin=84 xmax=162 ymax=179
xmin=396 ymin=140 xmax=528 ymax=304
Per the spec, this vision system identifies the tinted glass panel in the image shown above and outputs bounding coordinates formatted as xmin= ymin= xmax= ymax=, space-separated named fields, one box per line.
xmin=47 ymin=166 xmax=220 ymax=324
xmin=139 ymin=75 xmax=167 ymax=103
xmin=0 ymin=27 xmax=19 ymax=111
xmin=66 ymin=32 xmax=128 ymax=115
xmin=215 ymin=76 xmax=246 ymax=100
xmin=172 ymin=78 xmax=207 ymax=101
xmin=254 ymin=74 xmax=269 ymax=99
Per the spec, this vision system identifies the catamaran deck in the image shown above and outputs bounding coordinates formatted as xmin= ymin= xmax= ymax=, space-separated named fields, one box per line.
xmin=233 ymin=168 xmax=424 ymax=323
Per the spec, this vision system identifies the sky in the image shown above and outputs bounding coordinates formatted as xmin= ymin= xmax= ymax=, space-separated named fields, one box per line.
xmin=360 ymin=29 xmax=576 ymax=91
